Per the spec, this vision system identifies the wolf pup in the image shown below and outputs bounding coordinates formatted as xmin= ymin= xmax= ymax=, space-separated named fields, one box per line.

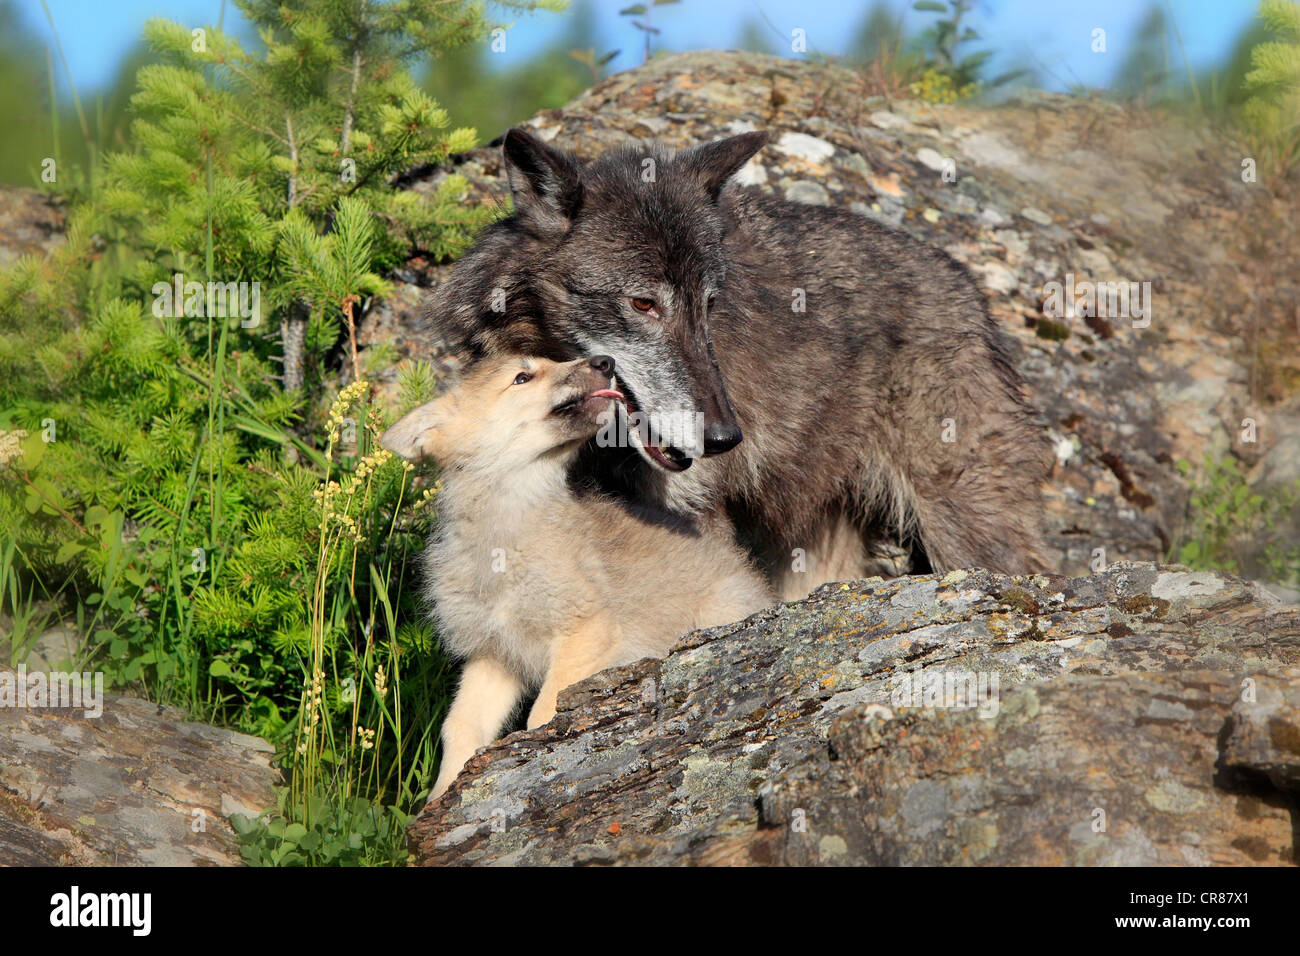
xmin=382 ymin=354 xmax=771 ymax=799
xmin=429 ymin=129 xmax=1051 ymax=598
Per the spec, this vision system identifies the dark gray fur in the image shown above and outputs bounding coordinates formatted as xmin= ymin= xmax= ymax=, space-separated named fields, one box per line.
xmin=428 ymin=129 xmax=1050 ymax=580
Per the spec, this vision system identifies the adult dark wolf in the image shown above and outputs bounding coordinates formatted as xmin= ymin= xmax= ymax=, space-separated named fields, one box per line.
xmin=429 ymin=128 xmax=1049 ymax=598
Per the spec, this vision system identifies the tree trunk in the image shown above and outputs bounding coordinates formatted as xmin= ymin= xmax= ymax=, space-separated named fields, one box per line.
xmin=280 ymin=299 xmax=308 ymax=392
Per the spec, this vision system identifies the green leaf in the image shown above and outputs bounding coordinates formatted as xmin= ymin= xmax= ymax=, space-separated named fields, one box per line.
xmin=20 ymin=431 xmax=46 ymax=469
xmin=209 ymin=659 xmax=233 ymax=677
xmin=55 ymin=541 xmax=87 ymax=564
xmin=84 ymin=505 xmax=111 ymax=528
xmin=913 ymin=1 xmax=948 ymax=11
xmin=229 ymin=415 xmax=294 ymax=445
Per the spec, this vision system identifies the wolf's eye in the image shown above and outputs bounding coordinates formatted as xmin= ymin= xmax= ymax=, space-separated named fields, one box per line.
xmin=512 ymin=372 xmax=533 ymax=386
xmin=630 ymin=297 xmax=656 ymax=314
xmin=707 ymin=294 xmax=717 ymax=311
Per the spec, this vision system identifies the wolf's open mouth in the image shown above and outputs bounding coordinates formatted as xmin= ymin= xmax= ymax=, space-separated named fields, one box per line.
xmin=615 ymin=380 xmax=692 ymax=472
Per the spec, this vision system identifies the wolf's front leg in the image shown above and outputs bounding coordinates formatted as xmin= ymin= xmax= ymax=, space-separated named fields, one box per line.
xmin=431 ymin=657 xmax=525 ymax=800
xmin=526 ymin=619 xmax=615 ymax=729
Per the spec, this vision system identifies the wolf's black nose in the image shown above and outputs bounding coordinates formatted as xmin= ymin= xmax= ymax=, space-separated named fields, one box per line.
xmin=702 ymin=421 xmax=743 ymax=455
xmin=588 ymin=355 xmax=615 ymax=375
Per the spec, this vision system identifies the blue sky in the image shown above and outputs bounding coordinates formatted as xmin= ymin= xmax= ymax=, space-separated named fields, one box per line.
xmin=20 ymin=0 xmax=1263 ymax=96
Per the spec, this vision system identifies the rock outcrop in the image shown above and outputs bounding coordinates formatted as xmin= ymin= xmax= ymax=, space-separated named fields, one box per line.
xmin=0 ymin=679 xmax=278 ymax=866
xmin=410 ymin=563 xmax=1299 ymax=866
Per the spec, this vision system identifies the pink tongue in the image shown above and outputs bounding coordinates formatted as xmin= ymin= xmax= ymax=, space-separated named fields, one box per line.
xmin=589 ymin=388 xmax=624 ymax=400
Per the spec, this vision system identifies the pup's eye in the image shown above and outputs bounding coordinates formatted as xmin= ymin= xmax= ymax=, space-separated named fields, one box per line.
xmin=707 ymin=295 xmax=717 ymax=311
xmin=630 ymin=297 xmax=656 ymax=314
xmin=512 ymin=372 xmax=533 ymax=386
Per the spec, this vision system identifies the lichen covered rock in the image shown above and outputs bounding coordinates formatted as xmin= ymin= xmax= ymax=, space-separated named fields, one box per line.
xmin=410 ymin=563 xmax=1299 ymax=865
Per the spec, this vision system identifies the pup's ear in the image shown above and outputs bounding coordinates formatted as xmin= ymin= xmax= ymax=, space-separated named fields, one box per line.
xmin=502 ymin=128 xmax=584 ymax=233
xmin=380 ymin=398 xmax=451 ymax=463
xmin=678 ymin=131 xmax=769 ymax=201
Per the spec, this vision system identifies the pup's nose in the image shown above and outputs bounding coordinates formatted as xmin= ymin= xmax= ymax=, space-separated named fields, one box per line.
xmin=588 ymin=355 xmax=615 ymax=375
xmin=702 ymin=421 xmax=743 ymax=455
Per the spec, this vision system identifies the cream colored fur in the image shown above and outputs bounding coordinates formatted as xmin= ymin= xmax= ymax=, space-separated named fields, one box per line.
xmin=383 ymin=356 xmax=771 ymax=800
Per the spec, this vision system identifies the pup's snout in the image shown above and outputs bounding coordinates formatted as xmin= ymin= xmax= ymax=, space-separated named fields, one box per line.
xmin=588 ymin=354 xmax=615 ymax=376
xmin=702 ymin=420 xmax=743 ymax=456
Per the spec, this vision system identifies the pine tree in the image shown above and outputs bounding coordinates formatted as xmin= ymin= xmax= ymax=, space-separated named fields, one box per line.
xmin=108 ymin=0 xmax=562 ymax=396
xmin=1242 ymin=0 xmax=1300 ymax=176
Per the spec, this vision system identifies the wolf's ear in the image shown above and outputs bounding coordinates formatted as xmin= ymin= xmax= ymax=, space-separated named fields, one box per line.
xmin=678 ymin=131 xmax=769 ymax=201
xmin=502 ymin=128 xmax=584 ymax=233
xmin=380 ymin=398 xmax=452 ymax=463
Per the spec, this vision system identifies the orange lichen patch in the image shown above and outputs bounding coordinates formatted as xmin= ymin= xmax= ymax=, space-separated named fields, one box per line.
xmin=871 ymin=172 xmax=906 ymax=197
